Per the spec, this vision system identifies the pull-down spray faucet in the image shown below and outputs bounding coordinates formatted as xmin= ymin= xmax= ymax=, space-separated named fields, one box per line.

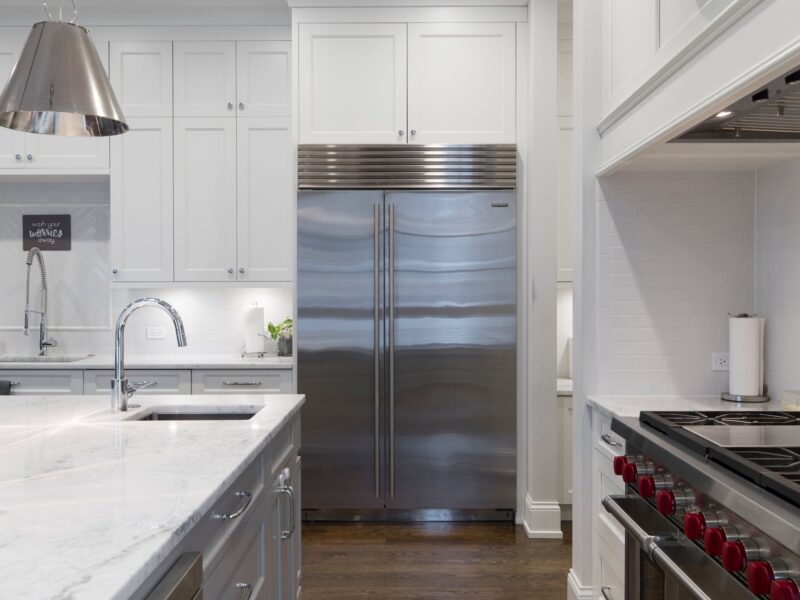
xmin=23 ymin=247 xmax=57 ymax=356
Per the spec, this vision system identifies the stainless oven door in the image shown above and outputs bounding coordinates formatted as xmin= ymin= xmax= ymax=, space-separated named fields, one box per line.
xmin=602 ymin=496 xmax=755 ymax=600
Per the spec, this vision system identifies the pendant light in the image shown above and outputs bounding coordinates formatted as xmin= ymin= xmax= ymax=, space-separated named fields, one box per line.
xmin=0 ymin=0 xmax=128 ymax=137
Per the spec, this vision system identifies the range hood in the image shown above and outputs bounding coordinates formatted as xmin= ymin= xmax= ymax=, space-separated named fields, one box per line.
xmin=675 ymin=66 xmax=800 ymax=142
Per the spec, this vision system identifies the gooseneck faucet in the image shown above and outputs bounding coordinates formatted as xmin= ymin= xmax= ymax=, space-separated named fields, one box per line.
xmin=23 ymin=247 xmax=57 ymax=356
xmin=112 ymin=298 xmax=187 ymax=412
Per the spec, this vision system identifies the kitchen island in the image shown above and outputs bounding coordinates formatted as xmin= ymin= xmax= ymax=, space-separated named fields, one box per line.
xmin=0 ymin=393 xmax=304 ymax=599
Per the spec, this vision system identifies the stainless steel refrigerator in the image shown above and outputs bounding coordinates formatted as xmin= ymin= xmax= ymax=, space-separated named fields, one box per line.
xmin=297 ymin=145 xmax=517 ymax=520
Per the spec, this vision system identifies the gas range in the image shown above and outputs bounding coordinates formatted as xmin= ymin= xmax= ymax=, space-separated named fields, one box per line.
xmin=606 ymin=410 xmax=800 ymax=600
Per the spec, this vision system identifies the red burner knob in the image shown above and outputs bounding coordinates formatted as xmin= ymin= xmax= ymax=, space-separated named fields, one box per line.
xmin=613 ymin=456 xmax=629 ymax=476
xmin=704 ymin=527 xmax=726 ymax=556
xmin=722 ymin=540 xmax=746 ymax=572
xmin=684 ymin=512 xmax=706 ymax=540
xmin=747 ymin=561 xmax=775 ymax=595
xmin=638 ymin=475 xmax=656 ymax=498
xmin=622 ymin=463 xmax=638 ymax=484
xmin=656 ymin=490 xmax=676 ymax=515
xmin=772 ymin=580 xmax=800 ymax=600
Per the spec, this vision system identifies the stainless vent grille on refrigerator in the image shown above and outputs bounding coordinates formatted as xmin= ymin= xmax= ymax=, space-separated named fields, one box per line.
xmin=297 ymin=144 xmax=517 ymax=190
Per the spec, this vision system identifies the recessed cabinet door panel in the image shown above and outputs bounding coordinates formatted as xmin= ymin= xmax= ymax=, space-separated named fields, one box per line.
xmin=0 ymin=43 xmax=23 ymax=169
xmin=174 ymin=41 xmax=237 ymax=117
xmin=110 ymin=118 xmax=173 ymax=282
xmin=407 ymin=23 xmax=516 ymax=144
xmin=237 ymin=117 xmax=293 ymax=282
xmin=237 ymin=41 xmax=290 ymax=117
xmin=24 ymin=133 xmax=110 ymax=170
xmin=299 ymin=23 xmax=407 ymax=144
xmin=174 ymin=118 xmax=237 ymax=281
xmin=110 ymin=41 xmax=173 ymax=117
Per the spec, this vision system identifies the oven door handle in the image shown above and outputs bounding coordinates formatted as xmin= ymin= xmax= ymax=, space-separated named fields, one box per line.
xmin=603 ymin=495 xmax=728 ymax=600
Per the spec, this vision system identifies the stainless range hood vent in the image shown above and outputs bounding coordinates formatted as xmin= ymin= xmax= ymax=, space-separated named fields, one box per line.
xmin=675 ymin=66 xmax=800 ymax=142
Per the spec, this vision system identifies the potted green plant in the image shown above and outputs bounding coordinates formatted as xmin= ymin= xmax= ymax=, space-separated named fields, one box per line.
xmin=267 ymin=318 xmax=293 ymax=357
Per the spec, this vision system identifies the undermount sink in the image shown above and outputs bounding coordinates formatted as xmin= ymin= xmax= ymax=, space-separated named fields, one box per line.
xmin=132 ymin=409 xmax=259 ymax=421
xmin=0 ymin=354 xmax=93 ymax=363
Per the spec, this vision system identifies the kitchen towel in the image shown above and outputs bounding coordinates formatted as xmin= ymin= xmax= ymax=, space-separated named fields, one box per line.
xmin=0 ymin=380 xmax=12 ymax=395
xmin=728 ymin=315 xmax=765 ymax=397
xmin=243 ymin=305 xmax=265 ymax=354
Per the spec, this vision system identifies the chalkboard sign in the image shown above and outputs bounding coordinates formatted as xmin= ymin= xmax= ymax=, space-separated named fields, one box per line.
xmin=22 ymin=215 xmax=71 ymax=251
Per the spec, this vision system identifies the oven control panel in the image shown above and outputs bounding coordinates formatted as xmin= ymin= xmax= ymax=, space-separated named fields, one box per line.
xmin=613 ymin=453 xmax=800 ymax=599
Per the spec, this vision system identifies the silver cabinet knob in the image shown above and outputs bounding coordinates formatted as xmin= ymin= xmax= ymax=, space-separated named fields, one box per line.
xmin=26 ymin=154 xmax=32 ymax=161
xmin=239 ymin=267 xmax=245 ymax=274
xmin=227 ymin=102 xmax=233 ymax=110
xmin=227 ymin=267 xmax=234 ymax=274
xmin=398 ymin=129 xmax=404 ymax=136
xmin=112 ymin=268 xmax=118 ymax=274
xmin=238 ymin=101 xmax=245 ymax=110
xmin=410 ymin=129 xmax=416 ymax=136
xmin=14 ymin=153 xmax=21 ymax=161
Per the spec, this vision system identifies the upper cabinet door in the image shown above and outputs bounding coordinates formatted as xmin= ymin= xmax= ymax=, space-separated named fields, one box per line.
xmin=237 ymin=41 xmax=290 ymax=117
xmin=237 ymin=117 xmax=293 ymax=282
xmin=0 ymin=43 xmax=23 ymax=169
xmin=174 ymin=41 xmax=237 ymax=117
xmin=407 ymin=23 xmax=516 ymax=144
xmin=110 ymin=41 xmax=173 ymax=117
xmin=299 ymin=23 xmax=407 ymax=144
xmin=174 ymin=118 xmax=238 ymax=281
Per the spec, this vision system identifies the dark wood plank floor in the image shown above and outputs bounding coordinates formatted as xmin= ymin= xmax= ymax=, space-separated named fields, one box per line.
xmin=301 ymin=521 xmax=572 ymax=599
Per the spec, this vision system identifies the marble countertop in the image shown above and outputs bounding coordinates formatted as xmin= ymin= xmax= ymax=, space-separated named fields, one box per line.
xmin=0 ymin=393 xmax=305 ymax=599
xmin=0 ymin=353 xmax=293 ymax=370
xmin=587 ymin=392 xmax=800 ymax=419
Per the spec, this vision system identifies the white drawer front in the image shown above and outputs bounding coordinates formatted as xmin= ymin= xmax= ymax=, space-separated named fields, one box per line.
xmin=83 ymin=370 xmax=191 ymax=395
xmin=597 ymin=533 xmax=625 ymax=600
xmin=192 ymin=370 xmax=292 ymax=394
xmin=0 ymin=370 xmax=83 ymax=395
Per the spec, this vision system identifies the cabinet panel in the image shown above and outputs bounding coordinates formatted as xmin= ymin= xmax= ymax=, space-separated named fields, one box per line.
xmin=83 ymin=369 xmax=191 ymax=395
xmin=110 ymin=41 xmax=173 ymax=117
xmin=237 ymin=117 xmax=293 ymax=282
xmin=110 ymin=118 xmax=174 ymax=282
xmin=0 ymin=370 xmax=83 ymax=395
xmin=174 ymin=41 xmax=237 ymax=117
xmin=237 ymin=41 xmax=291 ymax=117
xmin=174 ymin=118 xmax=237 ymax=281
xmin=407 ymin=23 xmax=515 ymax=144
xmin=0 ymin=43 xmax=23 ymax=169
xmin=24 ymin=133 xmax=109 ymax=170
xmin=299 ymin=23 xmax=407 ymax=144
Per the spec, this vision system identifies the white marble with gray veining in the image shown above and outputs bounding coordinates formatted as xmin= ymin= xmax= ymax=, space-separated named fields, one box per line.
xmin=0 ymin=353 xmax=293 ymax=371
xmin=0 ymin=393 xmax=304 ymax=600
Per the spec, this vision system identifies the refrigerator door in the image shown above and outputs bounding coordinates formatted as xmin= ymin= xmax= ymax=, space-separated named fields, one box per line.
xmin=385 ymin=191 xmax=517 ymax=510
xmin=298 ymin=190 xmax=385 ymax=510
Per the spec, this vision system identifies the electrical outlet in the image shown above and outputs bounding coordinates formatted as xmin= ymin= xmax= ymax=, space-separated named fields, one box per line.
xmin=146 ymin=326 xmax=166 ymax=340
xmin=712 ymin=352 xmax=729 ymax=371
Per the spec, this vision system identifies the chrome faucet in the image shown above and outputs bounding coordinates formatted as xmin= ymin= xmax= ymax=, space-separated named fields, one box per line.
xmin=23 ymin=247 xmax=57 ymax=356
xmin=112 ymin=298 xmax=187 ymax=412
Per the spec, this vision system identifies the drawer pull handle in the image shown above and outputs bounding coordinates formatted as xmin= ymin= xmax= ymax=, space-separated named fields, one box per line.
xmin=601 ymin=586 xmax=614 ymax=600
xmin=234 ymin=582 xmax=253 ymax=600
xmin=601 ymin=433 xmax=622 ymax=447
xmin=212 ymin=490 xmax=252 ymax=520
xmin=222 ymin=381 xmax=262 ymax=386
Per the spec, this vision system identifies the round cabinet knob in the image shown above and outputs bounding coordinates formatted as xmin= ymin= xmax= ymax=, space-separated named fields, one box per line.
xmin=227 ymin=267 xmax=234 ymax=274
xmin=722 ymin=540 xmax=747 ymax=571
xmin=613 ymin=455 xmax=629 ymax=476
xmin=398 ymin=130 xmax=405 ymax=136
xmin=227 ymin=102 xmax=233 ymax=110
xmin=112 ymin=268 xmax=119 ymax=274
xmin=747 ymin=561 xmax=775 ymax=595
xmin=410 ymin=129 xmax=417 ymax=136
xmin=772 ymin=580 xmax=800 ymax=600
xmin=14 ymin=153 xmax=21 ymax=160
xmin=704 ymin=527 xmax=726 ymax=556
xmin=684 ymin=512 xmax=707 ymax=540
xmin=238 ymin=101 xmax=245 ymax=110
xmin=26 ymin=154 xmax=32 ymax=161
xmin=239 ymin=267 xmax=245 ymax=274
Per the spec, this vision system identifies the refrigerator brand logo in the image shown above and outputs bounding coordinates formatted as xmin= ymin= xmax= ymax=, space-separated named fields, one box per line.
xmin=491 ymin=202 xmax=509 ymax=208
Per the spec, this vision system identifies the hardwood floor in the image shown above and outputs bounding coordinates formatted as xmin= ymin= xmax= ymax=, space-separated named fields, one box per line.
xmin=301 ymin=521 xmax=572 ymax=599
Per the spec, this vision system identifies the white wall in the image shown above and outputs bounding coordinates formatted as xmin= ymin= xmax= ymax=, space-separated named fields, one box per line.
xmin=594 ymin=172 xmax=754 ymax=396
xmin=0 ymin=181 xmax=293 ymax=358
xmin=756 ymin=159 xmax=800 ymax=399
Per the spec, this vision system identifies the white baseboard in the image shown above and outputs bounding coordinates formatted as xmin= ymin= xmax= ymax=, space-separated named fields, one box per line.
xmin=522 ymin=494 xmax=563 ymax=539
xmin=567 ymin=569 xmax=594 ymax=600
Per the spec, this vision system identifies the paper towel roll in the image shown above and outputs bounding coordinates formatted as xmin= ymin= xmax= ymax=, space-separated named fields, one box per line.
xmin=728 ymin=316 xmax=765 ymax=397
xmin=243 ymin=305 xmax=265 ymax=354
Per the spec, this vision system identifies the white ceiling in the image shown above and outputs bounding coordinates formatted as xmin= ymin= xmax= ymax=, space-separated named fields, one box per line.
xmin=617 ymin=142 xmax=800 ymax=173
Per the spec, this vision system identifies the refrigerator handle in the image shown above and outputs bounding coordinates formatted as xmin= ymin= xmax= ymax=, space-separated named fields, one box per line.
xmin=388 ymin=202 xmax=395 ymax=499
xmin=373 ymin=203 xmax=381 ymax=500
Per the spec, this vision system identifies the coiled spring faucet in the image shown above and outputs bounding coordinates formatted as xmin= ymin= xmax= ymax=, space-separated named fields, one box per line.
xmin=23 ymin=247 xmax=57 ymax=356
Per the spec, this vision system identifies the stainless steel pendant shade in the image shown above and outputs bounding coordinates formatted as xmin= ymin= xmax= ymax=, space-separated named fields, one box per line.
xmin=0 ymin=21 xmax=128 ymax=137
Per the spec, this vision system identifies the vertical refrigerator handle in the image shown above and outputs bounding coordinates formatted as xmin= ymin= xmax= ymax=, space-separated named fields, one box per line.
xmin=388 ymin=203 xmax=395 ymax=499
xmin=373 ymin=203 xmax=380 ymax=499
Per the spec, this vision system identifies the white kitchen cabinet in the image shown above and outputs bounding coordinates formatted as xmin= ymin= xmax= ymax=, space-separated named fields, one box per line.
xmin=0 ymin=43 xmax=22 ymax=169
xmin=557 ymin=394 xmax=573 ymax=506
xmin=174 ymin=117 xmax=238 ymax=282
xmin=192 ymin=370 xmax=293 ymax=394
xmin=298 ymin=23 xmax=408 ymax=144
xmin=110 ymin=118 xmax=174 ymax=282
xmin=0 ymin=370 xmax=83 ymax=395
xmin=237 ymin=41 xmax=291 ymax=117
xmin=174 ymin=41 xmax=237 ymax=117
xmin=237 ymin=117 xmax=293 ymax=282
xmin=110 ymin=41 xmax=173 ymax=117
xmin=83 ymin=369 xmax=191 ymax=395
xmin=407 ymin=23 xmax=516 ymax=144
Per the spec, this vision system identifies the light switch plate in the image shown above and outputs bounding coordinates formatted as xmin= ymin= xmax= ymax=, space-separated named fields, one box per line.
xmin=147 ymin=326 xmax=166 ymax=340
